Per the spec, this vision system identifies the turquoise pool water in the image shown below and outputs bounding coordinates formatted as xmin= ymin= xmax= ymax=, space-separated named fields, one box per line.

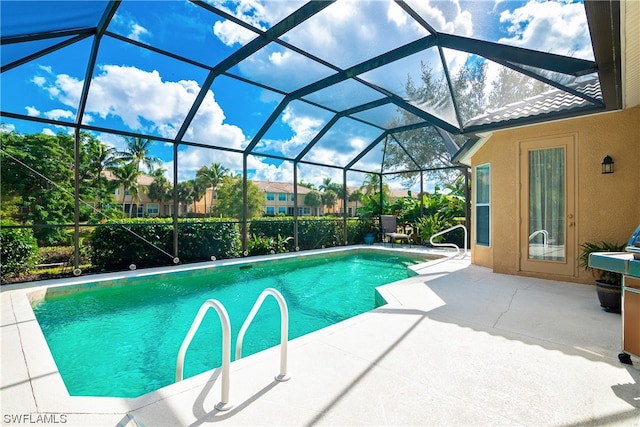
xmin=33 ymin=251 xmax=423 ymax=398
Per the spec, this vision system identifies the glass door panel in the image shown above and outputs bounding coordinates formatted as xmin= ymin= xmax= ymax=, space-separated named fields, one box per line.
xmin=528 ymin=147 xmax=565 ymax=261
xmin=520 ymin=135 xmax=575 ymax=276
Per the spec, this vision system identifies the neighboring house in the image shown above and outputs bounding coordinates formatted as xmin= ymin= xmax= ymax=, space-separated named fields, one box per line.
xmin=191 ymin=180 xmax=320 ymax=217
xmin=103 ymin=172 xmax=429 ymax=219
xmin=104 ymin=171 xmax=168 ymax=217
xmin=345 ymin=186 xmax=414 ymax=217
xmin=252 ymin=181 xmax=314 ymax=216
xmin=103 ymin=170 xmax=180 ymax=217
xmin=454 ymin=75 xmax=639 ymax=284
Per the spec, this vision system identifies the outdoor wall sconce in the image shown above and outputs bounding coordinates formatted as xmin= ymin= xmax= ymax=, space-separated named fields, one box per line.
xmin=601 ymin=155 xmax=614 ymax=174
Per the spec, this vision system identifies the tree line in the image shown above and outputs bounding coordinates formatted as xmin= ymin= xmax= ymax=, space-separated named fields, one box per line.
xmin=0 ymin=131 xmax=266 ymax=244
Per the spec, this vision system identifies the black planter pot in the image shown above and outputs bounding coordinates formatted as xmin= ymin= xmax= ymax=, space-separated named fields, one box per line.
xmin=595 ymin=280 xmax=621 ymax=312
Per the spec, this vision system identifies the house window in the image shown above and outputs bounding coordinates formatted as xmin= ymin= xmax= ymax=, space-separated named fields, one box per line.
xmin=137 ymin=204 xmax=144 ymax=217
xmin=290 ymin=194 xmax=295 ymax=202
xmin=266 ymin=192 xmax=274 ymax=201
xmin=278 ymin=193 xmax=287 ymax=201
xmin=115 ymin=188 xmax=120 ymax=196
xmin=266 ymin=206 xmax=275 ymax=215
xmin=147 ymin=204 xmax=159 ymax=215
xmin=475 ymin=163 xmax=490 ymax=246
xmin=278 ymin=206 xmax=286 ymax=214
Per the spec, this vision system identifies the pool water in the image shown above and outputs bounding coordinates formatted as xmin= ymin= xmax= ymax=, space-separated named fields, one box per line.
xmin=33 ymin=252 xmax=422 ymax=398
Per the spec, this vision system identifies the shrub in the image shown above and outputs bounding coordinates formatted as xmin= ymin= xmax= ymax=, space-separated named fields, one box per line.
xmin=38 ymin=243 xmax=91 ymax=266
xmin=38 ymin=246 xmax=73 ymax=264
xmin=297 ymin=218 xmax=343 ymax=249
xmin=1 ymin=222 xmax=39 ymax=281
xmin=90 ymin=218 xmax=241 ymax=271
xmin=247 ymin=235 xmax=275 ymax=256
xmin=35 ymin=225 xmax=69 ymax=247
xmin=417 ymin=213 xmax=465 ymax=247
xmin=249 ymin=217 xmax=346 ymax=250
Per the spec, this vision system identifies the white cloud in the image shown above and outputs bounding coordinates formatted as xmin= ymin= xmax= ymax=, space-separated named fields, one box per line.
xmin=405 ymin=0 xmax=473 ymax=37
xmin=212 ymin=20 xmax=260 ymax=46
xmin=44 ymin=109 xmax=74 ymax=121
xmin=275 ymin=106 xmax=326 ymax=157
xmin=498 ymin=0 xmax=593 ymax=60
xmin=25 ymin=106 xmax=40 ymax=117
xmin=209 ymin=0 xmax=301 ymax=46
xmin=112 ymin=12 xmax=151 ymax=43
xmin=387 ymin=2 xmax=408 ymax=27
xmin=33 ymin=64 xmax=257 ymax=181
xmin=85 ymin=65 xmax=198 ymax=134
xmin=129 ymin=23 xmax=150 ymax=42
xmin=32 ymin=76 xmax=46 ymax=87
xmin=35 ymin=65 xmax=245 ymax=145
xmin=251 ymin=160 xmax=295 ymax=183
xmin=42 ymin=128 xmax=56 ymax=136
xmin=46 ymin=74 xmax=83 ymax=107
xmin=0 ymin=123 xmax=16 ymax=133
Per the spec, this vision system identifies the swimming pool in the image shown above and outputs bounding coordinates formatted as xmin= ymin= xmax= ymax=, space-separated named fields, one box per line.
xmin=32 ymin=250 xmax=428 ymax=398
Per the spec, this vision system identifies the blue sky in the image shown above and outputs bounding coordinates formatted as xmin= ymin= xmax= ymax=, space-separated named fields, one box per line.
xmin=1 ymin=0 xmax=593 ymax=190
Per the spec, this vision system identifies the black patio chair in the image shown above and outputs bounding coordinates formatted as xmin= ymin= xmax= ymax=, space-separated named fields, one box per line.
xmin=380 ymin=215 xmax=410 ymax=247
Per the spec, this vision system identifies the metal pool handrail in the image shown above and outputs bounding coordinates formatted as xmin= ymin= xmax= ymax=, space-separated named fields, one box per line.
xmin=235 ymin=288 xmax=290 ymax=382
xmin=528 ymin=229 xmax=549 ymax=247
xmin=175 ymin=299 xmax=232 ymax=411
xmin=430 ymin=224 xmax=468 ymax=258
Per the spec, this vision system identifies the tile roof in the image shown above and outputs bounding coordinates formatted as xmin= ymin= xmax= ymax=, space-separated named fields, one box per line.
xmin=465 ymin=79 xmax=602 ymax=128
xmin=252 ymin=181 xmax=313 ymax=194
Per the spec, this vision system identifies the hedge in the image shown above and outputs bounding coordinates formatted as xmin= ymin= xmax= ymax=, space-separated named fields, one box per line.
xmin=249 ymin=217 xmax=350 ymax=250
xmin=1 ymin=222 xmax=39 ymax=281
xmin=91 ymin=217 xmax=369 ymax=272
xmin=90 ymin=218 xmax=241 ymax=271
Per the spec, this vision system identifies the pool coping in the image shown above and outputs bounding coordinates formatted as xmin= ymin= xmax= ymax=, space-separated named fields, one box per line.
xmin=1 ymin=245 xmax=457 ymax=419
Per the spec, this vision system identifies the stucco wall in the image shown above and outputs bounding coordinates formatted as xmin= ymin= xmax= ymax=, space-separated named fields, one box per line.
xmin=471 ymin=105 xmax=640 ymax=283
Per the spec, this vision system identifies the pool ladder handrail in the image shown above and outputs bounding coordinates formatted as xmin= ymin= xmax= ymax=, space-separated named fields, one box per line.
xmin=175 ymin=299 xmax=232 ymax=411
xmin=175 ymin=289 xmax=290 ymax=411
xmin=236 ymin=288 xmax=290 ymax=382
xmin=430 ymin=224 xmax=468 ymax=258
xmin=528 ymin=229 xmax=549 ymax=247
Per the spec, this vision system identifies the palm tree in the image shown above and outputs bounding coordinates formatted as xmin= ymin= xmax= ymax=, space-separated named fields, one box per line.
xmin=147 ymin=168 xmax=172 ymax=215
xmin=191 ymin=179 xmax=206 ymax=215
xmin=348 ymin=189 xmax=363 ymax=216
xmin=321 ymin=190 xmax=338 ymax=214
xmin=360 ymin=172 xmax=381 ymax=195
xmin=88 ymin=142 xmax=120 ymax=182
xmin=176 ymin=180 xmax=195 ymax=216
xmin=196 ymin=162 xmax=229 ymax=217
xmin=112 ymin=162 xmax=142 ymax=217
xmin=319 ymin=177 xmax=333 ymax=193
xmin=298 ymin=180 xmax=315 ymax=189
xmin=319 ymin=178 xmax=343 ymax=213
xmin=118 ymin=136 xmax=160 ymax=173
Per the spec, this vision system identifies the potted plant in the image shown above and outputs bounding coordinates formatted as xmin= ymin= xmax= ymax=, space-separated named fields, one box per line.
xmin=579 ymin=241 xmax=627 ymax=312
xmin=357 ymin=213 xmax=378 ymax=245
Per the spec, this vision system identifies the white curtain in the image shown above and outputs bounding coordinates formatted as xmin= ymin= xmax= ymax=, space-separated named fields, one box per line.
xmin=529 ymin=147 xmax=565 ymax=261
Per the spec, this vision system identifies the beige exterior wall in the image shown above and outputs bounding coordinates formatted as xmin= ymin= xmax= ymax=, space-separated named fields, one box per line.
xmin=470 ymin=105 xmax=640 ymax=284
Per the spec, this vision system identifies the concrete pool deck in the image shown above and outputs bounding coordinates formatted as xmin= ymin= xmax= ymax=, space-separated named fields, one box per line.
xmin=1 ymin=246 xmax=639 ymax=426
